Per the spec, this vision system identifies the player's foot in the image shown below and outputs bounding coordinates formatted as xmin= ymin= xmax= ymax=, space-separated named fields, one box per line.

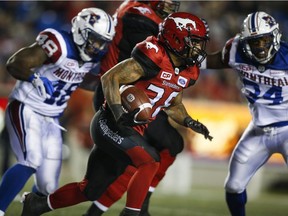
xmin=119 ymin=209 xmax=151 ymax=216
xmin=21 ymin=192 xmax=51 ymax=216
xmin=139 ymin=212 xmax=151 ymax=216
xmin=82 ymin=203 xmax=104 ymax=216
xmin=119 ymin=208 xmax=140 ymax=216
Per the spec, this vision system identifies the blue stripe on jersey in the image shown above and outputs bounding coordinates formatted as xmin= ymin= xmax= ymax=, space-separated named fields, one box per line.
xmin=59 ymin=30 xmax=82 ymax=61
xmin=250 ymin=12 xmax=256 ymax=33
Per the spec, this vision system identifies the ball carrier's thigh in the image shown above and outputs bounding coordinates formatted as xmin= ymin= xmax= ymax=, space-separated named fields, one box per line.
xmin=83 ymin=109 xmax=159 ymax=200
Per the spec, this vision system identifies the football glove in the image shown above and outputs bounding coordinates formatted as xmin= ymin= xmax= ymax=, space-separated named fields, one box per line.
xmin=184 ymin=117 xmax=213 ymax=141
xmin=28 ymin=73 xmax=54 ymax=99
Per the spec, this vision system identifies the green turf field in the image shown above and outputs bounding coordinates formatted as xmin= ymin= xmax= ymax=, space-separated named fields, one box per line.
xmin=2 ymin=155 xmax=288 ymax=216
xmin=5 ymin=180 xmax=288 ymax=216
xmin=2 ymin=125 xmax=288 ymax=216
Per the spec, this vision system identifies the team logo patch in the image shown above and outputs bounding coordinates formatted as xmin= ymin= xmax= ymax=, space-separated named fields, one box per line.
xmin=160 ymin=71 xmax=172 ymax=80
xmin=133 ymin=6 xmax=152 ymax=15
xmin=270 ymin=70 xmax=285 ymax=77
xmin=177 ymin=76 xmax=188 ymax=87
xmin=145 ymin=42 xmax=159 ymax=53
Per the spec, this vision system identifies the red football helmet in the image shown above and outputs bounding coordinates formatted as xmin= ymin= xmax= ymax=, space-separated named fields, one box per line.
xmin=158 ymin=12 xmax=209 ymax=66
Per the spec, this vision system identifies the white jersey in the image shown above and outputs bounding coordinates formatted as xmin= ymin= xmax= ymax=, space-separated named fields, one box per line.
xmin=9 ymin=28 xmax=99 ymax=117
xmin=225 ymin=35 xmax=288 ymax=126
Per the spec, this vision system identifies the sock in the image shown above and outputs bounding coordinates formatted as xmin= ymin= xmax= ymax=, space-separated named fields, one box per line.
xmin=151 ymin=149 xmax=175 ymax=188
xmin=94 ymin=201 xmax=107 ymax=212
xmin=226 ymin=190 xmax=247 ymax=216
xmin=0 ymin=164 xmax=35 ymax=212
xmin=125 ymin=159 xmax=159 ymax=208
xmin=49 ymin=182 xmax=88 ymax=209
xmin=96 ymin=166 xmax=135 ymax=208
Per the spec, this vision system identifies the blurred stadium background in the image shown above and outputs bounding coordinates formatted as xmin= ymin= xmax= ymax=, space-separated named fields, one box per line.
xmin=1 ymin=1 xmax=288 ymax=215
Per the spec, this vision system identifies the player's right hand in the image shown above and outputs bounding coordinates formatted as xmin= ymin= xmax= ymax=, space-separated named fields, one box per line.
xmin=28 ymin=73 xmax=54 ymax=99
xmin=110 ymin=104 xmax=147 ymax=127
xmin=117 ymin=108 xmax=149 ymax=126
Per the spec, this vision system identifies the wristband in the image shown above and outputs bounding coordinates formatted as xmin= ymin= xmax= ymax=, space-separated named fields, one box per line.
xmin=184 ymin=116 xmax=194 ymax=127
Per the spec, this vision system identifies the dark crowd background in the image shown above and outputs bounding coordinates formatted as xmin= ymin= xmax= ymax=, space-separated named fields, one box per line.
xmin=1 ymin=1 xmax=288 ymax=102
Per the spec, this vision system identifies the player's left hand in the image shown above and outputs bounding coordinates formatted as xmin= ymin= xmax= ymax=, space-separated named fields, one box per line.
xmin=28 ymin=73 xmax=54 ymax=99
xmin=184 ymin=117 xmax=213 ymax=141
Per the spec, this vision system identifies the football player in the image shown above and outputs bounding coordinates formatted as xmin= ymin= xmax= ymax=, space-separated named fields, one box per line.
xmin=84 ymin=1 xmax=188 ymax=215
xmin=21 ymin=12 xmax=212 ymax=216
xmin=204 ymin=11 xmax=288 ymax=216
xmin=0 ymin=8 xmax=115 ymax=216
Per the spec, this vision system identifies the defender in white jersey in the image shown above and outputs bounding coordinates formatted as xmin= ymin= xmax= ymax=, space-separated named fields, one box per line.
xmin=0 ymin=7 xmax=115 ymax=216
xmin=206 ymin=11 xmax=288 ymax=216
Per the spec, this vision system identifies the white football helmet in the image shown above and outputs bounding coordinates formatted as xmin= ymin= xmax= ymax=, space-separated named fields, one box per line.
xmin=71 ymin=7 xmax=115 ymax=62
xmin=240 ymin=11 xmax=281 ymax=64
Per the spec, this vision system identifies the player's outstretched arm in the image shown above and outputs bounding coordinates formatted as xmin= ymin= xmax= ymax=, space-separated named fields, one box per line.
xmin=165 ymin=92 xmax=213 ymax=140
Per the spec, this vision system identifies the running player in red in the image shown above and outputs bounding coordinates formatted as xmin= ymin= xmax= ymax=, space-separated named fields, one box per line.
xmin=21 ymin=12 xmax=212 ymax=216
xmin=85 ymin=1 xmax=187 ymax=215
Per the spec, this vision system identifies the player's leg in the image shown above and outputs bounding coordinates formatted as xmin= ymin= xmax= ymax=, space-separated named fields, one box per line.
xmin=0 ymin=101 xmax=43 ymax=215
xmin=138 ymin=111 xmax=182 ymax=215
xmin=83 ymin=111 xmax=182 ymax=216
xmin=90 ymin=109 xmax=160 ymax=216
xmin=224 ymin=122 xmax=271 ymax=216
xmin=21 ymin=145 xmax=122 ymax=216
xmin=83 ymin=165 xmax=136 ymax=216
xmin=22 ymin=109 xmax=160 ymax=216
xmin=33 ymin=120 xmax=63 ymax=196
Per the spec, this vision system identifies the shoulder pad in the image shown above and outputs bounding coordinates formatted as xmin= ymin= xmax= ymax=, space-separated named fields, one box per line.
xmin=36 ymin=28 xmax=67 ymax=63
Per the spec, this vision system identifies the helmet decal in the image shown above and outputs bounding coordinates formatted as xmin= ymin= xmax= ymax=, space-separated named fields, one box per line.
xmin=168 ymin=17 xmax=196 ymax=31
xmin=86 ymin=14 xmax=100 ymax=26
xmin=262 ymin=15 xmax=277 ymax=28
xmin=133 ymin=6 xmax=152 ymax=15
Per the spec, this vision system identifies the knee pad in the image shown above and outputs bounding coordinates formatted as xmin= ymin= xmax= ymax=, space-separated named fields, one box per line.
xmin=225 ymin=179 xmax=245 ymax=194
xmin=37 ymin=180 xmax=59 ymax=195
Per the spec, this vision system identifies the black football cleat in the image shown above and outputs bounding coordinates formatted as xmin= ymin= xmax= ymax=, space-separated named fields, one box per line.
xmin=21 ymin=192 xmax=51 ymax=216
xmin=82 ymin=203 xmax=104 ymax=216
xmin=119 ymin=208 xmax=140 ymax=216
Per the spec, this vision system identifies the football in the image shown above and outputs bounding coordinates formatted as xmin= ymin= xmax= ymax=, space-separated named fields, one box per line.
xmin=120 ymin=85 xmax=152 ymax=122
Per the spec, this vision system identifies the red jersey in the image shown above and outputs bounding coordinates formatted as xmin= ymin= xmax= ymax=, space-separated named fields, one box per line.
xmin=132 ymin=36 xmax=200 ymax=118
xmin=100 ymin=0 xmax=162 ymax=75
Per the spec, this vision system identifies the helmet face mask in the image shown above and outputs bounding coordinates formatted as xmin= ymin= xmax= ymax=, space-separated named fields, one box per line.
xmin=84 ymin=30 xmax=110 ymax=59
xmin=240 ymin=11 xmax=281 ymax=64
xmin=158 ymin=12 xmax=209 ymax=67
xmin=71 ymin=8 xmax=115 ymax=62
xmin=184 ymin=37 xmax=207 ymax=66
